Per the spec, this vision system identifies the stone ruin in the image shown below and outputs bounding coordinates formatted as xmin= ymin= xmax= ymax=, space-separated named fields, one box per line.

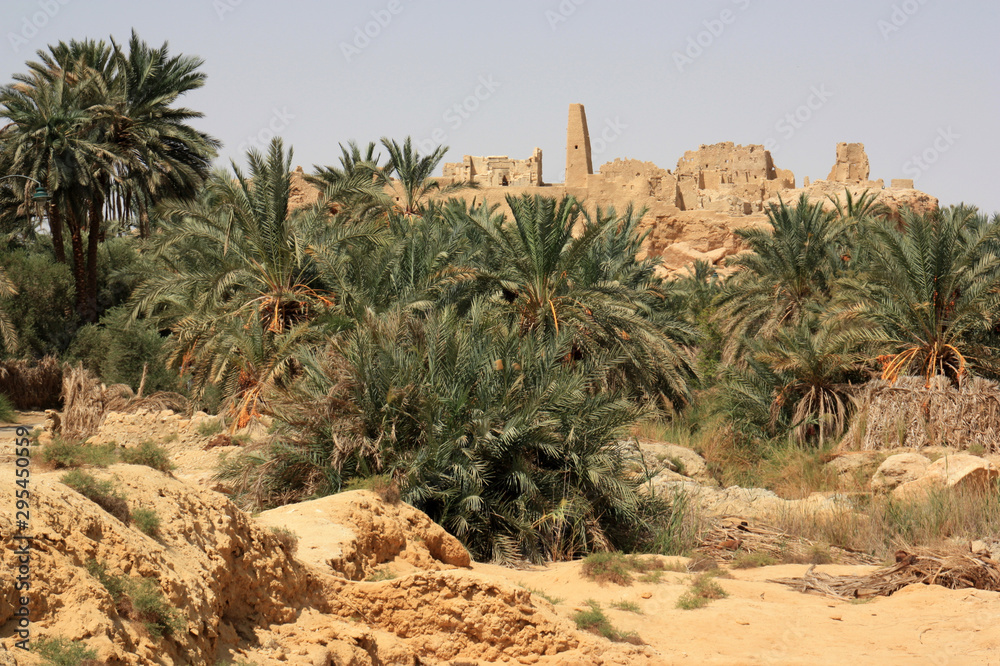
xmin=442 ymin=148 xmax=543 ymax=187
xmin=295 ymin=104 xmax=938 ymax=274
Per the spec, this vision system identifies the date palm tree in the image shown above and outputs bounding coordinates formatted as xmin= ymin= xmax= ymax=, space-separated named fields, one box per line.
xmin=134 ymin=138 xmax=379 ymax=423
xmin=378 ymin=136 xmax=472 ymax=216
xmin=0 ymin=266 xmax=17 ymax=353
xmin=842 ymin=206 xmax=1000 ymax=384
xmin=714 ymin=194 xmax=848 ymax=362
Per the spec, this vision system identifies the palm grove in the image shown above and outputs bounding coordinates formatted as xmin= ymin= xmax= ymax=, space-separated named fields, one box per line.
xmin=3 ymin=34 xmax=1000 ymax=563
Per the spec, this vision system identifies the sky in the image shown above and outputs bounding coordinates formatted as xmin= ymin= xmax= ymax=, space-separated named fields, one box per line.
xmin=2 ymin=0 xmax=998 ymax=214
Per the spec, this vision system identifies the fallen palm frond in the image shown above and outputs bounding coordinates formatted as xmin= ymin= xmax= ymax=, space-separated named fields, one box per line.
xmin=0 ymin=357 xmax=63 ymax=409
xmin=697 ymin=516 xmax=880 ymax=566
xmin=768 ymin=548 xmax=1000 ymax=599
xmin=843 ymin=376 xmax=1000 ymax=453
xmin=61 ymin=364 xmax=189 ymax=441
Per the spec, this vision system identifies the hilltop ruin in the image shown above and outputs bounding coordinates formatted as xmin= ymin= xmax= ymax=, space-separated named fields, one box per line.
xmin=292 ymin=104 xmax=938 ymax=274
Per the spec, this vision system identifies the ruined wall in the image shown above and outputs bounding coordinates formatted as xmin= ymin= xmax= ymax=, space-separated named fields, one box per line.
xmin=672 ymin=142 xmax=796 ymax=215
xmin=827 ymin=142 xmax=870 ymax=182
xmin=442 ymin=148 xmax=543 ymax=187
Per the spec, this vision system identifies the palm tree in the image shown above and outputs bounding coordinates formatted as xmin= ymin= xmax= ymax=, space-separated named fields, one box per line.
xmin=0 ymin=62 xmax=117 ymax=320
xmin=755 ymin=316 xmax=861 ymax=446
xmin=714 ymin=194 xmax=848 ymax=361
xmin=472 ymin=194 xmax=697 ymax=400
xmin=842 ymin=206 xmax=1000 ymax=384
xmin=379 ymin=136 xmax=472 ymax=216
xmin=307 ymin=140 xmax=391 ymax=221
xmin=105 ymin=30 xmax=220 ymax=238
xmin=134 ymin=138 xmax=377 ymax=422
xmin=0 ymin=266 xmax=17 ymax=353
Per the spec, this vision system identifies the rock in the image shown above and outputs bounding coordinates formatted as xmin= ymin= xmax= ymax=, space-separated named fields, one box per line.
xmin=870 ymin=453 xmax=931 ymax=492
xmin=255 ymin=490 xmax=471 ymax=580
xmin=826 ymin=451 xmax=883 ymax=479
xmin=893 ymin=453 xmax=999 ymax=499
xmin=636 ymin=441 xmax=716 ymax=486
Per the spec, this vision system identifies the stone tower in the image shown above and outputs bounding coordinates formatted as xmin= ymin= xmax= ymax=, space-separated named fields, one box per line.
xmin=565 ymin=103 xmax=593 ymax=188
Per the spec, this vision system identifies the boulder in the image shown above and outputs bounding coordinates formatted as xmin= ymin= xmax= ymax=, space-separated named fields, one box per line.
xmin=870 ymin=453 xmax=931 ymax=492
xmin=636 ymin=441 xmax=717 ymax=486
xmin=893 ymin=453 xmax=999 ymax=499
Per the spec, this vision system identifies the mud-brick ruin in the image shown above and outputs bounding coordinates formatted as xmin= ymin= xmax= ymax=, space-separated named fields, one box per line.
xmin=291 ymin=104 xmax=938 ymax=274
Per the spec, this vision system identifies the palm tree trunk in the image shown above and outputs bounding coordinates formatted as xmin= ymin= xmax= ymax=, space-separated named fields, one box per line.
xmin=138 ymin=198 xmax=150 ymax=239
xmin=66 ymin=205 xmax=87 ymax=321
xmin=84 ymin=194 xmax=102 ymax=323
xmin=48 ymin=202 xmax=66 ymax=264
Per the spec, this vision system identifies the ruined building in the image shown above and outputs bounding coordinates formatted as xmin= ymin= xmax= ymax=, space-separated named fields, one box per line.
xmin=298 ymin=105 xmax=938 ymax=274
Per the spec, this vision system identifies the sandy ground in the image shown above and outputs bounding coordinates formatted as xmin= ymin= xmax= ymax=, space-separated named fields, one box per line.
xmin=471 ymin=559 xmax=1000 ymax=665
xmin=7 ymin=413 xmax=999 ymax=665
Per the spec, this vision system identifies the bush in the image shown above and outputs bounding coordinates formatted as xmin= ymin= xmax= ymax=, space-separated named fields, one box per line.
xmin=571 ymin=600 xmax=642 ymax=644
xmin=61 ymin=470 xmax=131 ymax=523
xmin=0 ymin=392 xmax=14 ymax=422
xmin=120 ymin=440 xmax=174 ymax=473
xmin=31 ymin=635 xmax=99 ymax=666
xmin=580 ymin=552 xmax=666 ymax=586
xmin=66 ymin=306 xmax=178 ymax=394
xmin=86 ymin=559 xmax=184 ymax=637
xmin=1 ymin=249 xmax=76 ymax=357
xmin=196 ymin=418 xmax=224 ymax=438
xmin=132 ymin=507 xmax=161 ymax=536
xmin=731 ymin=551 xmax=778 ymax=569
xmin=41 ymin=437 xmax=118 ymax=469
xmin=676 ymin=572 xmax=728 ymax=610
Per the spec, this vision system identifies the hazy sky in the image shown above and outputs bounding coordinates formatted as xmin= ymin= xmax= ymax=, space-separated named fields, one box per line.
xmin=2 ymin=0 xmax=998 ymax=214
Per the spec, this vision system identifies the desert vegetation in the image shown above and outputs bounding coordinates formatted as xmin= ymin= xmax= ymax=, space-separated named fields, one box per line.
xmin=3 ymin=32 xmax=1000 ymax=571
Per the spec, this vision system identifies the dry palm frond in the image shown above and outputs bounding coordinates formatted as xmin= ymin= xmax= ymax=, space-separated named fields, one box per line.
xmin=769 ymin=548 xmax=1000 ymax=599
xmin=698 ymin=516 xmax=880 ymax=566
xmin=61 ymin=364 xmax=190 ymax=440
xmin=843 ymin=376 xmax=1000 ymax=453
xmin=0 ymin=357 xmax=63 ymax=409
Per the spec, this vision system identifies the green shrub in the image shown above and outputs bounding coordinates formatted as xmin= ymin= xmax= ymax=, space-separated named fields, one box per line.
xmin=676 ymin=573 xmax=728 ymax=610
xmin=129 ymin=577 xmax=185 ymax=637
xmin=580 ymin=552 xmax=666 ymax=586
xmin=0 ymin=393 xmax=14 ymax=422
xmin=31 ymin=635 xmax=99 ymax=666
xmin=1 ymin=249 xmax=76 ymax=357
xmin=61 ymin=470 xmax=130 ymax=523
xmin=571 ymin=600 xmax=642 ymax=644
xmin=86 ymin=559 xmax=184 ymax=637
xmin=41 ymin=437 xmax=118 ymax=469
xmin=132 ymin=507 xmax=161 ymax=536
xmin=610 ymin=600 xmax=643 ymax=614
xmin=120 ymin=440 xmax=174 ymax=472
xmin=66 ymin=305 xmax=178 ymax=394
xmin=196 ymin=418 xmax=224 ymax=438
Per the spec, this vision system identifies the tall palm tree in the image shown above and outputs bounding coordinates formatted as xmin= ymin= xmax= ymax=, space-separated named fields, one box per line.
xmin=307 ymin=140 xmax=390 ymax=221
xmin=842 ymin=206 xmax=1000 ymax=384
xmin=105 ymin=30 xmax=220 ymax=238
xmin=0 ymin=63 xmax=116 ymax=320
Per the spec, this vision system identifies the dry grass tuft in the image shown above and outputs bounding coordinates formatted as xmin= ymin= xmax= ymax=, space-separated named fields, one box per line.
xmin=844 ymin=376 xmax=1000 ymax=453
